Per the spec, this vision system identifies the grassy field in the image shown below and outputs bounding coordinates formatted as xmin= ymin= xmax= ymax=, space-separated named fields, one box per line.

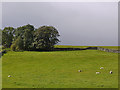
xmin=55 ymin=45 xmax=119 ymax=50
xmin=98 ymin=46 xmax=119 ymax=50
xmin=0 ymin=58 xmax=1 ymax=90
xmin=2 ymin=49 xmax=118 ymax=88
xmin=55 ymin=45 xmax=88 ymax=48
xmin=0 ymin=57 xmax=1 ymax=90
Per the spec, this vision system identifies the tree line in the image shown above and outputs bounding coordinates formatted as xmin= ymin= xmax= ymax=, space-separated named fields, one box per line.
xmin=1 ymin=24 xmax=60 ymax=51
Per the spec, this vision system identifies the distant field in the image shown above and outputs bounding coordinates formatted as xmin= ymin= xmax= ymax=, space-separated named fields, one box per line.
xmin=98 ymin=46 xmax=118 ymax=50
xmin=55 ymin=45 xmax=119 ymax=50
xmin=54 ymin=45 xmax=88 ymax=48
xmin=2 ymin=50 xmax=118 ymax=88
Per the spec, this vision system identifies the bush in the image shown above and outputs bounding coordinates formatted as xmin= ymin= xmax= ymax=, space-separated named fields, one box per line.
xmin=2 ymin=46 xmax=5 ymax=49
xmin=11 ymin=44 xmax=16 ymax=51
xmin=11 ymin=36 xmax=24 ymax=51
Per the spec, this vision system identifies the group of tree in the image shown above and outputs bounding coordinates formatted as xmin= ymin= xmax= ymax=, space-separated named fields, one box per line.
xmin=0 ymin=29 xmax=2 ymax=45
xmin=2 ymin=24 xmax=60 ymax=51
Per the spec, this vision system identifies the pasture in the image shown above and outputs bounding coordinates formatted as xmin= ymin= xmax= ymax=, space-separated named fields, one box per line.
xmin=0 ymin=58 xmax=1 ymax=89
xmin=55 ymin=45 xmax=119 ymax=50
xmin=2 ymin=48 xmax=118 ymax=88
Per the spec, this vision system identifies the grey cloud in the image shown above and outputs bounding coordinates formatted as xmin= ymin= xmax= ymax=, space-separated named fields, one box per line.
xmin=2 ymin=2 xmax=118 ymax=46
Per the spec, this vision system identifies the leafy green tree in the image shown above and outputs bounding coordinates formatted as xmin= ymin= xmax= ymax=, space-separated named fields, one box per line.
xmin=11 ymin=36 xmax=24 ymax=51
xmin=3 ymin=25 xmax=60 ymax=51
xmin=0 ymin=29 xmax=2 ymax=45
xmin=33 ymin=26 xmax=60 ymax=50
xmin=2 ymin=27 xmax=15 ymax=48
xmin=23 ymin=29 xmax=34 ymax=50
xmin=14 ymin=24 xmax=34 ymax=50
xmin=14 ymin=24 xmax=34 ymax=39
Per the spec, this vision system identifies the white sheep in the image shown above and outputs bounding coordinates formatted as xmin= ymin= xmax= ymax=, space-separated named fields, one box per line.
xmin=96 ymin=72 xmax=100 ymax=74
xmin=100 ymin=67 xmax=104 ymax=69
xmin=110 ymin=71 xmax=113 ymax=74
xmin=78 ymin=70 xmax=82 ymax=72
xmin=8 ymin=75 xmax=11 ymax=77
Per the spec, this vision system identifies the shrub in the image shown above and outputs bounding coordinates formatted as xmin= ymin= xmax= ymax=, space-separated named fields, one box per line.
xmin=11 ymin=44 xmax=16 ymax=51
xmin=11 ymin=36 xmax=24 ymax=51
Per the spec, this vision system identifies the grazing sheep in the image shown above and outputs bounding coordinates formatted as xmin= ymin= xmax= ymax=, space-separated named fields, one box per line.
xmin=96 ymin=72 xmax=100 ymax=74
xmin=8 ymin=75 xmax=11 ymax=77
xmin=110 ymin=71 xmax=113 ymax=74
xmin=78 ymin=70 xmax=82 ymax=72
xmin=100 ymin=67 xmax=104 ymax=69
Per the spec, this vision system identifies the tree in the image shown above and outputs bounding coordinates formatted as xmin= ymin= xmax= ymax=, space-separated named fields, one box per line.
xmin=2 ymin=27 xmax=15 ymax=48
xmin=3 ymin=25 xmax=60 ymax=51
xmin=33 ymin=26 xmax=60 ymax=50
xmin=11 ymin=36 xmax=24 ymax=51
xmin=0 ymin=29 xmax=2 ymax=45
xmin=14 ymin=24 xmax=34 ymax=40
xmin=14 ymin=24 xmax=34 ymax=50
xmin=23 ymin=29 xmax=34 ymax=50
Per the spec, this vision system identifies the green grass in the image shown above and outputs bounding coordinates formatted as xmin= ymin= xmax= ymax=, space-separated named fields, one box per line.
xmin=99 ymin=46 xmax=118 ymax=50
xmin=2 ymin=50 xmax=118 ymax=88
xmin=55 ymin=45 xmax=88 ymax=48
xmin=55 ymin=45 xmax=119 ymax=50
xmin=0 ymin=57 xmax=1 ymax=89
xmin=0 ymin=46 xmax=2 ymax=89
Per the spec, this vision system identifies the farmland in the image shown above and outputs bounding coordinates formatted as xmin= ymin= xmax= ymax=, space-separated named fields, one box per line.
xmin=55 ymin=45 xmax=119 ymax=50
xmin=2 ymin=46 xmax=118 ymax=88
xmin=0 ymin=58 xmax=1 ymax=89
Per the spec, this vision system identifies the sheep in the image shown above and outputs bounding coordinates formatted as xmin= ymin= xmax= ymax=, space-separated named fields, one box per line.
xmin=100 ymin=67 xmax=104 ymax=69
xmin=78 ymin=70 xmax=82 ymax=72
xmin=8 ymin=75 xmax=11 ymax=77
xmin=110 ymin=71 xmax=113 ymax=74
xmin=96 ymin=72 xmax=100 ymax=74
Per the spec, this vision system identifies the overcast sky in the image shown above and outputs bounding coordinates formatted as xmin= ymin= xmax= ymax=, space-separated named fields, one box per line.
xmin=2 ymin=2 xmax=118 ymax=46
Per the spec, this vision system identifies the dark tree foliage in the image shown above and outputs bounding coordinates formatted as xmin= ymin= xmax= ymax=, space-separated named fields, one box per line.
xmin=33 ymin=26 xmax=60 ymax=50
xmin=23 ymin=29 xmax=34 ymax=50
xmin=14 ymin=24 xmax=34 ymax=50
xmin=2 ymin=24 xmax=60 ymax=51
xmin=0 ymin=29 xmax=1 ymax=45
xmin=2 ymin=27 xmax=15 ymax=48
xmin=11 ymin=36 xmax=24 ymax=51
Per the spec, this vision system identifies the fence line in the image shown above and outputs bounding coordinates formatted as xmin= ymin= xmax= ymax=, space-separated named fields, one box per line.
xmin=97 ymin=47 xmax=120 ymax=53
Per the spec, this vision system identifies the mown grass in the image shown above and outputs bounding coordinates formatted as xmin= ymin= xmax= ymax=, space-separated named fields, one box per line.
xmin=2 ymin=50 xmax=118 ymax=88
